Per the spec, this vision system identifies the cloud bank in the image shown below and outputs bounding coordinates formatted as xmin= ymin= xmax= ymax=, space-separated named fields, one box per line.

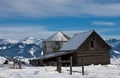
xmin=0 ymin=0 xmax=120 ymax=18
xmin=0 ymin=25 xmax=119 ymax=40
xmin=92 ymin=21 xmax=115 ymax=26
xmin=0 ymin=26 xmax=47 ymax=40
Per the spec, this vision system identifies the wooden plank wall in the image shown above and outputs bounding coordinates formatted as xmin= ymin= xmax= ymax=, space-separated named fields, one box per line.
xmin=75 ymin=32 xmax=110 ymax=65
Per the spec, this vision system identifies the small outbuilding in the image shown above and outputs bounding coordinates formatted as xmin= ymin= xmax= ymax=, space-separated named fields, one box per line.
xmin=59 ymin=30 xmax=111 ymax=65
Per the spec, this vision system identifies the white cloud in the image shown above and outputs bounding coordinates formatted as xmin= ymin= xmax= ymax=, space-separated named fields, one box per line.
xmin=102 ymin=35 xmax=120 ymax=40
xmin=84 ymin=3 xmax=120 ymax=17
xmin=0 ymin=25 xmax=47 ymax=40
xmin=42 ymin=30 xmax=120 ymax=40
xmin=96 ymin=29 xmax=117 ymax=33
xmin=0 ymin=26 xmax=89 ymax=40
xmin=0 ymin=26 xmax=119 ymax=40
xmin=92 ymin=21 xmax=115 ymax=26
xmin=0 ymin=0 xmax=120 ymax=17
xmin=94 ymin=28 xmax=120 ymax=39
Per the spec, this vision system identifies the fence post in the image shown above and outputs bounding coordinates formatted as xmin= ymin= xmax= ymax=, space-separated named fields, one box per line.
xmin=70 ymin=56 xmax=72 ymax=75
xmin=18 ymin=60 xmax=22 ymax=69
xmin=81 ymin=56 xmax=84 ymax=75
xmin=57 ymin=57 xmax=61 ymax=73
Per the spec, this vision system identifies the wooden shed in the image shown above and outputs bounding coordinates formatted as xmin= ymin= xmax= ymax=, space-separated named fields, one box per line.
xmin=30 ymin=30 xmax=111 ymax=66
xmin=42 ymin=31 xmax=71 ymax=55
xmin=60 ymin=30 xmax=111 ymax=65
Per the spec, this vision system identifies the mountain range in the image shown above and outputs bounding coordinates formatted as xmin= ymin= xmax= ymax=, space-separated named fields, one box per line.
xmin=0 ymin=37 xmax=120 ymax=58
xmin=0 ymin=37 xmax=43 ymax=58
xmin=106 ymin=39 xmax=120 ymax=58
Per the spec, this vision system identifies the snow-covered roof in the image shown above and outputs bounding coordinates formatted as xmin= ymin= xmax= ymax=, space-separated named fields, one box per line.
xmin=39 ymin=51 xmax=74 ymax=60
xmin=38 ymin=30 xmax=94 ymax=60
xmin=60 ymin=30 xmax=94 ymax=51
xmin=45 ymin=32 xmax=70 ymax=41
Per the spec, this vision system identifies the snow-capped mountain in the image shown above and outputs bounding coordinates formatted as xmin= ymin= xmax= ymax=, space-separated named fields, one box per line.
xmin=106 ymin=39 xmax=120 ymax=50
xmin=0 ymin=39 xmax=18 ymax=51
xmin=0 ymin=39 xmax=18 ymax=44
xmin=21 ymin=36 xmax=42 ymax=44
xmin=0 ymin=37 xmax=120 ymax=58
xmin=106 ymin=39 xmax=120 ymax=58
xmin=0 ymin=37 xmax=43 ymax=58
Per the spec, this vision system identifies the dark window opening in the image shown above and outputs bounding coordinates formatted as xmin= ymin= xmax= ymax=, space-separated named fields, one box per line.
xmin=102 ymin=44 xmax=106 ymax=50
xmin=92 ymin=36 xmax=95 ymax=40
xmin=90 ymin=40 xmax=94 ymax=48
xmin=102 ymin=45 xmax=105 ymax=49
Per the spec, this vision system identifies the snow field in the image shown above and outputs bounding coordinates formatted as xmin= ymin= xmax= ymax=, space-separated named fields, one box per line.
xmin=0 ymin=58 xmax=120 ymax=78
xmin=0 ymin=64 xmax=120 ymax=78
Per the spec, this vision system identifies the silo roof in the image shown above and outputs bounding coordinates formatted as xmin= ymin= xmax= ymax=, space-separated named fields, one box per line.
xmin=45 ymin=32 xmax=70 ymax=41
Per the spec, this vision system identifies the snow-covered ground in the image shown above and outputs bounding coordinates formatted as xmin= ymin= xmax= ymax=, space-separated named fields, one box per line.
xmin=0 ymin=56 xmax=6 ymax=64
xmin=0 ymin=58 xmax=120 ymax=78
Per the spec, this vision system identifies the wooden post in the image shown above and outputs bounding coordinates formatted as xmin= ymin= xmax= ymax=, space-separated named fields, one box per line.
xmin=57 ymin=57 xmax=59 ymax=71
xmin=18 ymin=61 xmax=22 ymax=69
xmin=57 ymin=57 xmax=61 ymax=73
xmin=18 ymin=60 xmax=22 ymax=69
xmin=70 ymin=56 xmax=72 ymax=75
xmin=81 ymin=56 xmax=84 ymax=75
xmin=13 ymin=61 xmax=15 ymax=68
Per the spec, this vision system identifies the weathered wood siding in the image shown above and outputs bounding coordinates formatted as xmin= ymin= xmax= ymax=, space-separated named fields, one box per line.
xmin=42 ymin=41 xmax=67 ymax=55
xmin=75 ymin=32 xmax=110 ymax=65
xmin=29 ymin=59 xmax=44 ymax=66
xmin=43 ymin=53 xmax=73 ymax=66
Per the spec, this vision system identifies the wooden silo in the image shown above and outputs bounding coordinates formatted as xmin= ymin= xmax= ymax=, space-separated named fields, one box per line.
xmin=42 ymin=31 xmax=70 ymax=55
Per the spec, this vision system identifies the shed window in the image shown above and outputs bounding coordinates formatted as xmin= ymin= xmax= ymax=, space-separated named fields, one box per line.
xmin=92 ymin=36 xmax=95 ymax=40
xmin=102 ymin=44 xmax=106 ymax=50
xmin=90 ymin=40 xmax=94 ymax=48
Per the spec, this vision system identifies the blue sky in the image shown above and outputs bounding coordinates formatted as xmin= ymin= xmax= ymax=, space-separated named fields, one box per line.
xmin=0 ymin=0 xmax=120 ymax=40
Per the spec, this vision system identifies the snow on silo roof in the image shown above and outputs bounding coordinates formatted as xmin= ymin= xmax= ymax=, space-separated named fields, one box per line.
xmin=45 ymin=31 xmax=70 ymax=41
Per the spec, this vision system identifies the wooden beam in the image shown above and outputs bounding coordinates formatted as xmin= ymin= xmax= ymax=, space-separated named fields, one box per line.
xmin=78 ymin=54 xmax=106 ymax=57
xmin=59 ymin=60 xmax=70 ymax=63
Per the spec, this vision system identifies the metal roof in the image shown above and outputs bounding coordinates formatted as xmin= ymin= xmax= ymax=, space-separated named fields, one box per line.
xmin=45 ymin=31 xmax=70 ymax=41
xmin=60 ymin=30 xmax=94 ymax=51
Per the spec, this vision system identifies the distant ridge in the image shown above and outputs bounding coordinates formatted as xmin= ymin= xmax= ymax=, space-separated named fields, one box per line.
xmin=0 ymin=36 xmax=120 ymax=58
xmin=106 ymin=39 xmax=120 ymax=58
xmin=0 ymin=37 xmax=43 ymax=58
